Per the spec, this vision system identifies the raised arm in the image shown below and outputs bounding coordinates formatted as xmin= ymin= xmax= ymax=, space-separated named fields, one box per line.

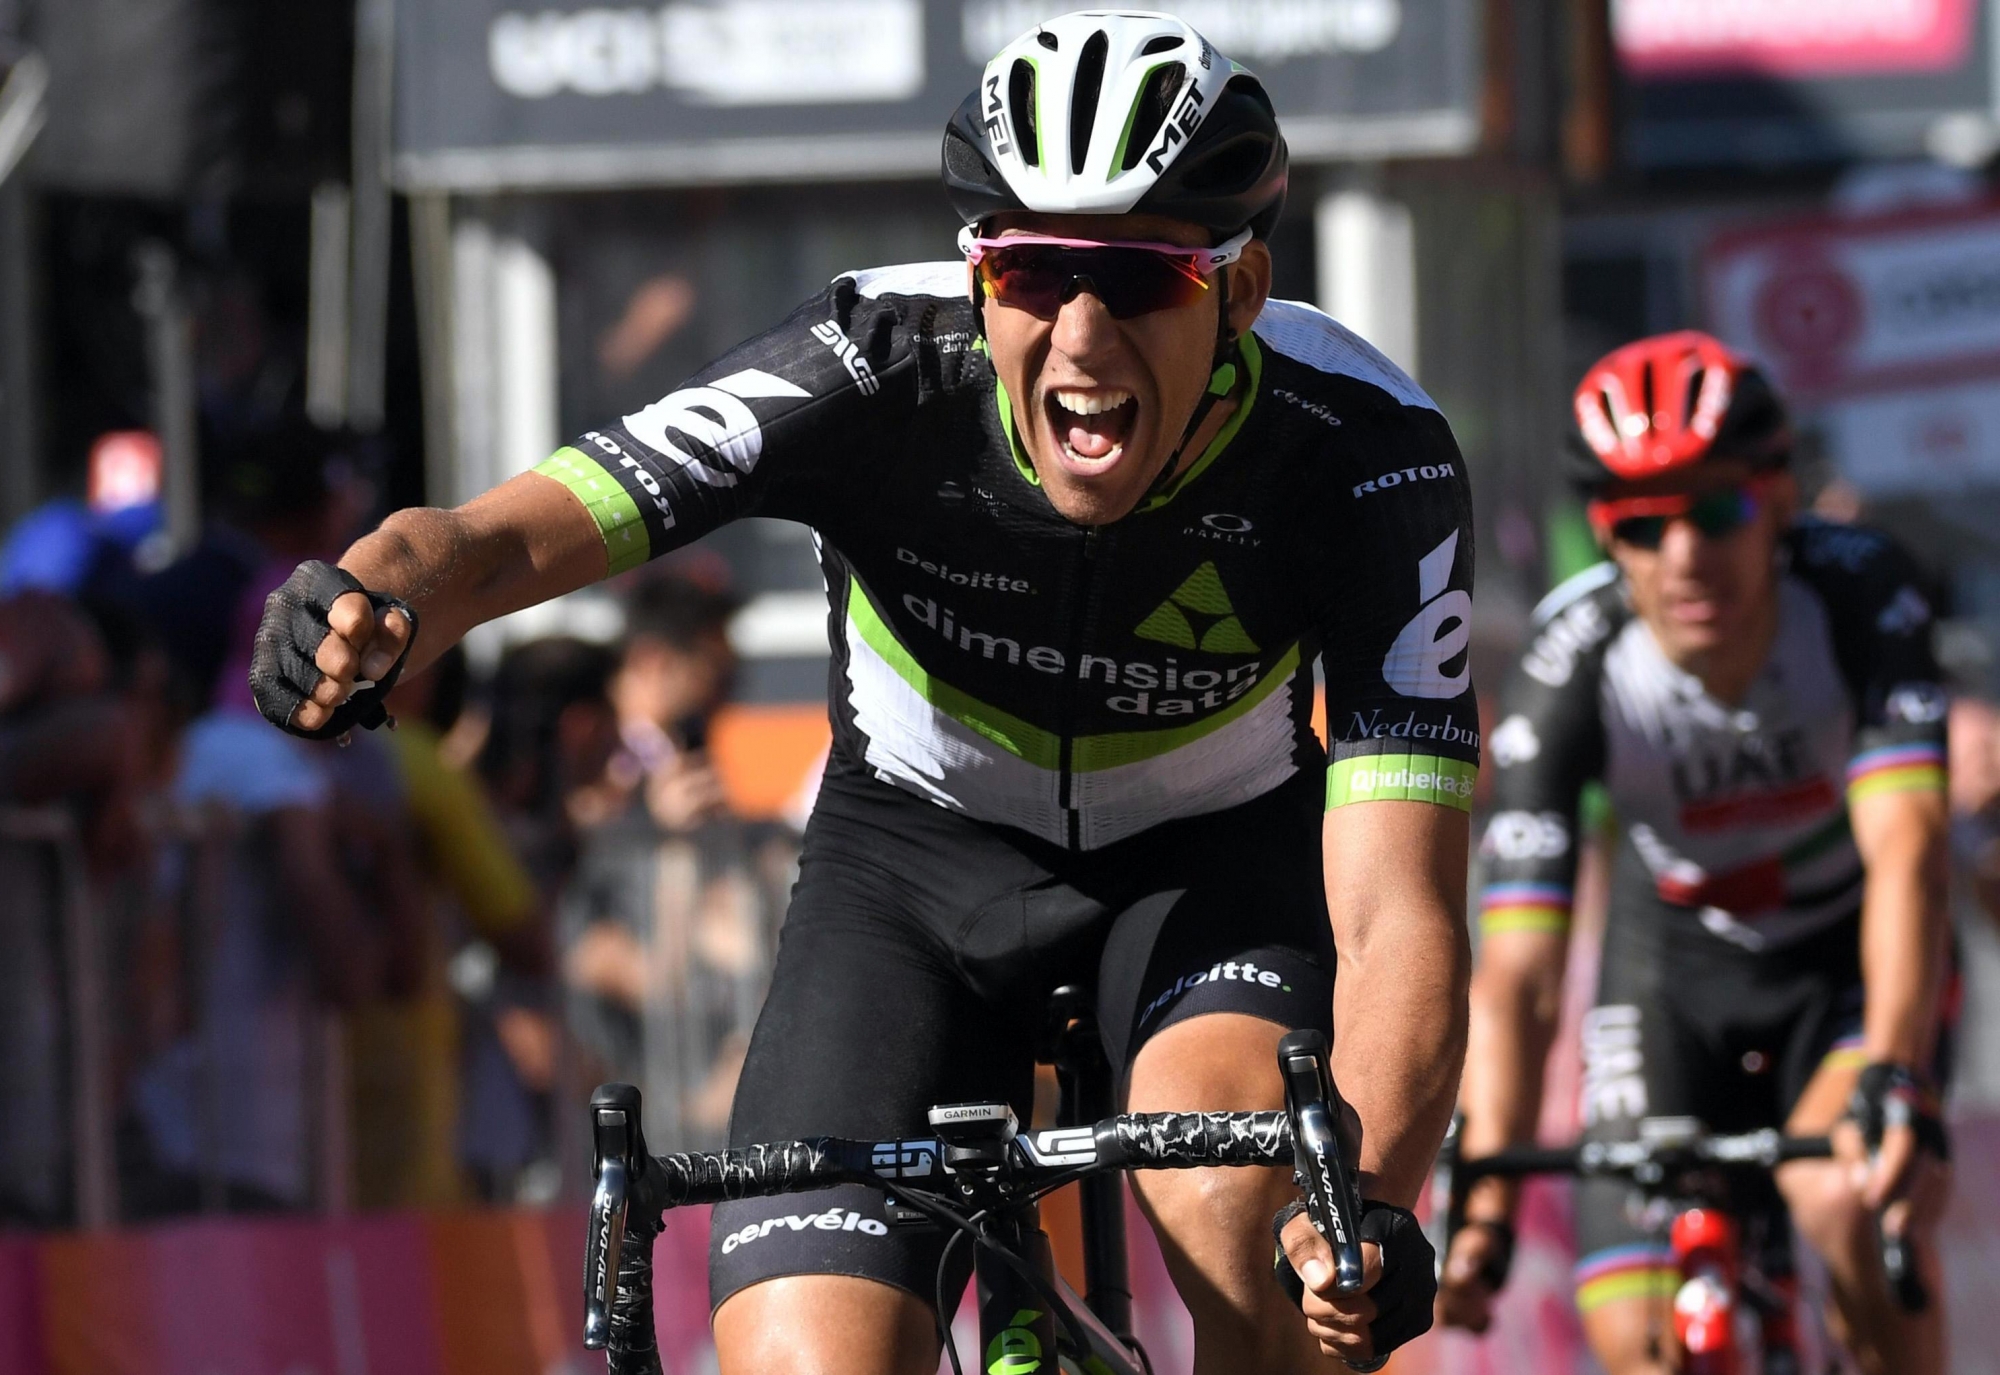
xmin=288 ymin=473 xmax=606 ymax=734
xmin=262 ymin=275 xmax=921 ymax=739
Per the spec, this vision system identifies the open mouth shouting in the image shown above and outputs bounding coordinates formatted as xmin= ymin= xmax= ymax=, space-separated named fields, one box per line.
xmin=1046 ymin=388 xmax=1140 ymax=476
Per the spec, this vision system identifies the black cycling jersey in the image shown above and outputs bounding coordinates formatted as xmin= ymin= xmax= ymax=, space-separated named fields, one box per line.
xmin=536 ymin=262 xmax=1480 ymax=850
xmin=1478 ymin=521 xmax=1948 ymax=953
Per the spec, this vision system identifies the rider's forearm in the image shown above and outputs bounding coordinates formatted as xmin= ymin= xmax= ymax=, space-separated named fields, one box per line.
xmin=1853 ymin=788 xmax=1951 ymax=1067
xmin=1324 ymin=805 xmax=1471 ymax=1210
xmin=1457 ymin=930 xmax=1568 ymax=1219
xmin=336 ymin=472 xmax=608 ymax=676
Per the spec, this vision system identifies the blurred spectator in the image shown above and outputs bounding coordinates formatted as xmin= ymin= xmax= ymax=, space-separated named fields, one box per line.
xmin=0 ymin=432 xmax=168 ymax=604
xmin=360 ymin=649 xmax=556 ymax=1207
xmin=0 ymin=590 xmax=165 ymax=1224
xmin=476 ymin=636 xmax=621 ymax=894
xmin=123 ymin=420 xmax=419 ymax=1216
xmin=560 ymin=573 xmax=788 ymax=1150
xmin=461 ymin=636 xmax=619 ymax=1197
xmin=600 ymin=574 xmax=742 ymax=831
xmin=130 ymin=415 xmax=372 ymax=713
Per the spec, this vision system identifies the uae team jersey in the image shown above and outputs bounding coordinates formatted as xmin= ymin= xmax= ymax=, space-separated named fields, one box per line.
xmin=535 ymin=262 xmax=1480 ymax=850
xmin=1479 ymin=521 xmax=1949 ymax=951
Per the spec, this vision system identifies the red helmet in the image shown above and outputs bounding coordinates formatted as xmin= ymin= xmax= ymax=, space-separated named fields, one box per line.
xmin=1569 ymin=331 xmax=1790 ymax=491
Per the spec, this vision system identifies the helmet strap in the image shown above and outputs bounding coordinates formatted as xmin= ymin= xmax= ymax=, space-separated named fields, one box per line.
xmin=1142 ymin=265 xmax=1239 ymax=504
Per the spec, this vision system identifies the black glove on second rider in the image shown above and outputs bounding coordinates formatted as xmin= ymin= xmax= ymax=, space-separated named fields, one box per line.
xmin=1273 ymin=1198 xmax=1437 ymax=1362
xmin=1847 ymin=1061 xmax=1951 ymax=1162
xmin=248 ymin=560 xmax=419 ymax=741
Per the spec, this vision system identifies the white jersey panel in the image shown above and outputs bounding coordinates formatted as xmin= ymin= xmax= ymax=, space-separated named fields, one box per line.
xmin=1070 ymin=668 xmax=1304 ymax=850
xmin=1600 ymin=577 xmax=1862 ymax=947
xmin=843 ymin=608 xmax=1068 ymax=844
xmin=845 ymin=262 xmax=966 ymax=301
xmin=1250 ymin=300 xmax=1439 ymax=412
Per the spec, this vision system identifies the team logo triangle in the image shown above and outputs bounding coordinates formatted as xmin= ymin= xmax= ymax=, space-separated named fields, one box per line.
xmin=1135 ymin=561 xmax=1261 ymax=653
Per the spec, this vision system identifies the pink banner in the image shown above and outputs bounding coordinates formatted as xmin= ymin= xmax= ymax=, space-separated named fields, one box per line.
xmin=1615 ymin=0 xmax=1975 ymax=78
xmin=1 ymin=1123 xmax=1994 ymax=1375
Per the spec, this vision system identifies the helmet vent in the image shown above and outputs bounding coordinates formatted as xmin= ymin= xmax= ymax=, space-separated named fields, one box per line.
xmin=1009 ymin=59 xmax=1040 ymax=168
xmin=1036 ymin=29 xmax=1058 ymax=50
xmin=1120 ymin=63 xmax=1185 ymax=171
xmin=1141 ymin=34 xmax=1181 ymax=55
xmin=1071 ymin=30 xmax=1109 ymax=175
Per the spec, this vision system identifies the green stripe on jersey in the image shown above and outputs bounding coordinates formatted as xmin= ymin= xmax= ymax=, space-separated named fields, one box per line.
xmin=848 ymin=581 xmax=1061 ymax=768
xmin=849 ymin=581 xmax=1300 ymax=774
xmin=1326 ymin=753 xmax=1477 ymax=811
xmin=534 ymin=447 xmax=653 ymax=576
xmin=1072 ymin=644 xmax=1298 ymax=771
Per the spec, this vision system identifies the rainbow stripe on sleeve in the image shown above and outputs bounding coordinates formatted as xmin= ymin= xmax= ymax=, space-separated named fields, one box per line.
xmin=1574 ymin=1244 xmax=1679 ymax=1312
xmin=1846 ymin=743 xmax=1946 ymax=803
xmin=1479 ymin=882 xmax=1573 ymax=937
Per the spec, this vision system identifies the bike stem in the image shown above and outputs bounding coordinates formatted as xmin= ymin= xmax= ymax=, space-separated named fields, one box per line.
xmin=1050 ymin=988 xmax=1135 ymax=1342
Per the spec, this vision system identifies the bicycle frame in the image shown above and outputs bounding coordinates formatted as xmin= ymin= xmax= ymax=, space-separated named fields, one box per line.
xmin=965 ymin=1181 xmax=1147 ymax=1375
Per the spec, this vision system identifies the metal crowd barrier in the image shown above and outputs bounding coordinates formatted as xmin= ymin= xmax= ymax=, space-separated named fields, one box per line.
xmin=0 ymin=802 xmax=355 ymax=1228
xmin=0 ymin=805 xmax=114 ymax=1228
xmin=561 ymin=817 xmax=799 ymax=1158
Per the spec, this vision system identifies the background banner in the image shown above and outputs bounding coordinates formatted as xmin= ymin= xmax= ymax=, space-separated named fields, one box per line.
xmin=392 ymin=0 xmax=1484 ymax=190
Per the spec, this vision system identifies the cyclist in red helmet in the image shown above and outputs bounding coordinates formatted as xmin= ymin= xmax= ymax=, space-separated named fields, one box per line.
xmin=1438 ymin=331 xmax=1953 ymax=1373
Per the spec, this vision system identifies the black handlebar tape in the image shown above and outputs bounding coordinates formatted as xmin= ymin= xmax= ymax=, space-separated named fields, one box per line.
xmin=1773 ymin=1135 xmax=1832 ymax=1163
xmin=1455 ymin=1147 xmax=1583 ymax=1181
xmin=649 ymin=1139 xmax=861 ymax=1207
xmin=604 ymin=1206 xmax=665 ymax=1375
xmin=1094 ymin=1111 xmax=1292 ymax=1169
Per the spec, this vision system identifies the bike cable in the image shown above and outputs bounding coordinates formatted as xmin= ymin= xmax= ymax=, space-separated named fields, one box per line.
xmin=934 ymin=1224 xmax=972 ymax=1375
xmin=868 ymin=1173 xmax=1098 ymax=1369
xmin=927 ymin=1170 xmax=1096 ymax=1375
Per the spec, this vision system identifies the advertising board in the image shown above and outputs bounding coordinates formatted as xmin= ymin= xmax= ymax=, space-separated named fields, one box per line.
xmin=1613 ymin=0 xmax=1992 ymax=168
xmin=393 ymin=0 xmax=1484 ymax=190
xmin=1705 ymin=199 xmax=2000 ymax=492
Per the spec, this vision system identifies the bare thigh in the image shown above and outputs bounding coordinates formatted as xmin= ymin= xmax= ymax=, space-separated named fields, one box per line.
xmin=713 ymin=1273 xmax=939 ymax=1375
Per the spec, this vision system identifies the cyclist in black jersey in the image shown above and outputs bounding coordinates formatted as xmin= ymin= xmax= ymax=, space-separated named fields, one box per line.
xmin=1436 ymin=332 xmax=1952 ymax=1374
xmin=250 ymin=12 xmax=1479 ymax=1371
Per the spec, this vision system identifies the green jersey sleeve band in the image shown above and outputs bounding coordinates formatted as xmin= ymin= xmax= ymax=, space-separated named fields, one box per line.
xmin=534 ymin=446 xmax=654 ymax=577
xmin=1326 ymin=753 xmax=1477 ymax=811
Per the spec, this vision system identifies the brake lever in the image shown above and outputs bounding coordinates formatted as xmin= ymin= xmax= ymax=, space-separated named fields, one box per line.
xmin=1278 ymin=1030 xmax=1384 ymax=1373
xmin=584 ymin=1083 xmax=646 ymax=1350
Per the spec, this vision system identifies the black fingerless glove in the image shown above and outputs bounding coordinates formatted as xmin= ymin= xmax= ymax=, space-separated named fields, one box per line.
xmin=1272 ymin=1199 xmax=1438 ymax=1360
xmin=1847 ymin=1062 xmax=1950 ymax=1162
xmin=248 ymin=560 xmax=419 ymax=741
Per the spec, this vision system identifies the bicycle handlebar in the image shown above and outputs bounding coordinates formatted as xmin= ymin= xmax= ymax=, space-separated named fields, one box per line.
xmin=1453 ymin=1128 xmax=1834 ymax=1186
xmin=585 ymin=1036 xmax=1374 ymax=1373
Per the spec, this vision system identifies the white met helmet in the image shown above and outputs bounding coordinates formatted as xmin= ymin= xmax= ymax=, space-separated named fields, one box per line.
xmin=942 ymin=10 xmax=1288 ymax=240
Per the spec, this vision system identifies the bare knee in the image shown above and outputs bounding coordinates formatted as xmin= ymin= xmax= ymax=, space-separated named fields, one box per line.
xmin=1126 ymin=1014 xmax=1315 ymax=1352
xmin=1581 ymin=1297 xmax=1679 ymax=1375
xmin=1134 ymin=1157 xmax=1297 ymax=1297
xmin=1778 ymin=1158 xmax=1871 ymax=1262
xmin=714 ymin=1274 xmax=937 ymax=1375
